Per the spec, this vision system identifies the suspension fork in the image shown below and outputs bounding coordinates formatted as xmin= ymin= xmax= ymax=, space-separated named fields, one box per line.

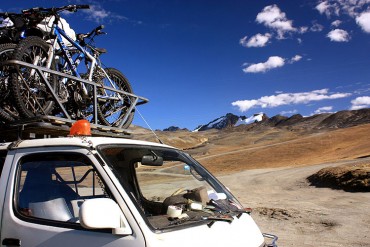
xmin=46 ymin=38 xmax=57 ymax=70
xmin=86 ymin=52 xmax=97 ymax=81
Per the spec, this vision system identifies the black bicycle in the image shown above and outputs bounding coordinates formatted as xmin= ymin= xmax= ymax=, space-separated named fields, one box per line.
xmin=0 ymin=11 xmax=47 ymax=123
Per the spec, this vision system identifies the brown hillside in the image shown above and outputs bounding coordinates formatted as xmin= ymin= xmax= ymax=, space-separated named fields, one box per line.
xmin=132 ymin=123 xmax=370 ymax=175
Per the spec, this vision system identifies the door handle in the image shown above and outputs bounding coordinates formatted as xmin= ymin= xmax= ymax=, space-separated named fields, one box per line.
xmin=2 ymin=238 xmax=21 ymax=246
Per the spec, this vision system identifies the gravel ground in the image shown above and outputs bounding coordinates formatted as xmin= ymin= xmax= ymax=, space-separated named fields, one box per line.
xmin=219 ymin=160 xmax=370 ymax=247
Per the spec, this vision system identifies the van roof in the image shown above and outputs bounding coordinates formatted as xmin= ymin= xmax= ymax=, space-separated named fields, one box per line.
xmin=0 ymin=137 xmax=174 ymax=151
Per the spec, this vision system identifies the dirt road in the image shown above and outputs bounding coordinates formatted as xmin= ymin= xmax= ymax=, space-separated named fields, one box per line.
xmin=219 ymin=160 xmax=370 ymax=247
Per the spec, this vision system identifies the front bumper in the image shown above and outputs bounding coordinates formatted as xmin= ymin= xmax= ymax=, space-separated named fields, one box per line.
xmin=263 ymin=233 xmax=278 ymax=247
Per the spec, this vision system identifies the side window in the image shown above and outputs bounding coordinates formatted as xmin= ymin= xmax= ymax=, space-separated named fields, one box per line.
xmin=16 ymin=152 xmax=110 ymax=224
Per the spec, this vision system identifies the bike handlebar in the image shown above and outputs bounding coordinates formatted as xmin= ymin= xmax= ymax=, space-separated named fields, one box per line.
xmin=22 ymin=5 xmax=90 ymax=16
xmin=77 ymin=24 xmax=106 ymax=43
xmin=92 ymin=25 xmax=105 ymax=35
xmin=77 ymin=5 xmax=90 ymax=10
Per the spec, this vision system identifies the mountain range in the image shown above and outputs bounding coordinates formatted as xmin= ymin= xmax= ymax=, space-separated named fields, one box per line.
xmin=130 ymin=107 xmax=370 ymax=176
xmin=163 ymin=108 xmax=370 ymax=132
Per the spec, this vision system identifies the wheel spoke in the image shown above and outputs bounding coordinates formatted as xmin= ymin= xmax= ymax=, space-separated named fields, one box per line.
xmin=96 ymin=68 xmax=134 ymax=128
xmin=10 ymin=37 xmax=57 ymax=118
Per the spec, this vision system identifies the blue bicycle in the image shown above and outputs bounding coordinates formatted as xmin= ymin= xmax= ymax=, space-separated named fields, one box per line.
xmin=10 ymin=5 xmax=135 ymax=128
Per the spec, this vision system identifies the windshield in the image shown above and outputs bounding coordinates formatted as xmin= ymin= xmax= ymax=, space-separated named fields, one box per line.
xmin=98 ymin=144 xmax=245 ymax=230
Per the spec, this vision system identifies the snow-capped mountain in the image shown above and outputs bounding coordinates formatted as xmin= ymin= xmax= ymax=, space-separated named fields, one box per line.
xmin=235 ymin=113 xmax=266 ymax=126
xmin=193 ymin=113 xmax=266 ymax=132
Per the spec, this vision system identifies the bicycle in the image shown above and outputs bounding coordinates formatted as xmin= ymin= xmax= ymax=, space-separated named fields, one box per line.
xmin=0 ymin=43 xmax=18 ymax=123
xmin=10 ymin=5 xmax=135 ymax=128
xmin=0 ymin=11 xmax=45 ymax=44
xmin=0 ymin=11 xmax=46 ymax=123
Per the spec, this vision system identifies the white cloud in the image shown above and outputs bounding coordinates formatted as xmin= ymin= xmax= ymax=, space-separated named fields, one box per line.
xmin=82 ymin=4 xmax=127 ymax=23
xmin=327 ymin=29 xmax=350 ymax=42
xmin=239 ymin=36 xmax=248 ymax=46
xmin=243 ymin=56 xmax=285 ymax=73
xmin=232 ymin=89 xmax=351 ymax=112
xmin=311 ymin=0 xmax=370 ymax=36
xmin=350 ymin=96 xmax=370 ymax=110
xmin=331 ymin=20 xmax=342 ymax=27
xmin=240 ymin=33 xmax=271 ymax=47
xmin=310 ymin=23 xmax=324 ymax=32
xmin=314 ymin=106 xmax=333 ymax=114
xmin=83 ymin=5 xmax=109 ymax=22
xmin=317 ymin=0 xmax=364 ymax=17
xmin=299 ymin=26 xmax=309 ymax=33
xmin=289 ymin=55 xmax=302 ymax=63
xmin=256 ymin=4 xmax=296 ymax=39
xmin=335 ymin=0 xmax=370 ymax=17
xmin=316 ymin=1 xmax=340 ymax=17
xmin=356 ymin=11 xmax=370 ymax=33
xmin=316 ymin=1 xmax=329 ymax=15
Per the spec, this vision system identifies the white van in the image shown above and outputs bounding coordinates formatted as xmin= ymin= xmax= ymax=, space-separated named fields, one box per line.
xmin=0 ymin=132 xmax=277 ymax=246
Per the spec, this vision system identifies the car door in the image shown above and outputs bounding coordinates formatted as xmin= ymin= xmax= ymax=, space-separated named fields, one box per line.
xmin=0 ymin=147 xmax=145 ymax=247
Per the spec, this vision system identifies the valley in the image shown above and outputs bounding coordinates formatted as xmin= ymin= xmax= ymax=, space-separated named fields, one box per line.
xmin=130 ymin=118 xmax=370 ymax=246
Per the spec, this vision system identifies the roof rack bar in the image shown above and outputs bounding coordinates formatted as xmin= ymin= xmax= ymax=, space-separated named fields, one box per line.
xmin=0 ymin=115 xmax=132 ymax=141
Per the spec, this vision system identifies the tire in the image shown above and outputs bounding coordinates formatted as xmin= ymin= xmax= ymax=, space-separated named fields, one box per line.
xmin=0 ymin=43 xmax=19 ymax=122
xmin=96 ymin=68 xmax=135 ymax=128
xmin=10 ymin=36 xmax=57 ymax=118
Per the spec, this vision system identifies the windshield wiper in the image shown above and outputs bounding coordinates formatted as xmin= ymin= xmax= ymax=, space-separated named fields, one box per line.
xmin=167 ymin=214 xmax=234 ymax=228
xmin=202 ymin=215 xmax=234 ymax=228
xmin=167 ymin=215 xmax=199 ymax=226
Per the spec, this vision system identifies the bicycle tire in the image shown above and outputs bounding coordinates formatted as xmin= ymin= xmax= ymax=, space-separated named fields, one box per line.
xmin=0 ymin=43 xmax=19 ymax=122
xmin=96 ymin=68 xmax=135 ymax=128
xmin=10 ymin=36 xmax=57 ymax=118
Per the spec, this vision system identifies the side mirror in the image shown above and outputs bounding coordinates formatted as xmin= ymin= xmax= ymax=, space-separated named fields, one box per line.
xmin=141 ymin=155 xmax=163 ymax=166
xmin=79 ymin=198 xmax=132 ymax=235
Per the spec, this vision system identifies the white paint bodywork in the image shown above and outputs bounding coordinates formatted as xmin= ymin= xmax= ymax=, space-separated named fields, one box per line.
xmin=0 ymin=137 xmax=265 ymax=247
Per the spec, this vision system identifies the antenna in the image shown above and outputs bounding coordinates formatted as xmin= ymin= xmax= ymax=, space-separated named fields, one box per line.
xmin=135 ymin=108 xmax=164 ymax=144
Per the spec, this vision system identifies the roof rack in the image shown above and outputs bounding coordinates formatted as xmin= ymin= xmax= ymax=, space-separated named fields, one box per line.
xmin=0 ymin=115 xmax=132 ymax=142
xmin=0 ymin=59 xmax=148 ymax=141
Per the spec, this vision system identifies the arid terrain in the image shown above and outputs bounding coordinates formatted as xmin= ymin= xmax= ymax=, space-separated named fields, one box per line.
xmin=131 ymin=122 xmax=370 ymax=246
xmin=220 ymin=160 xmax=370 ymax=247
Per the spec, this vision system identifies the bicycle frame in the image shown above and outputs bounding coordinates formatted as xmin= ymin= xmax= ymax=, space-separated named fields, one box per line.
xmin=45 ymin=25 xmax=92 ymax=96
xmin=45 ymin=22 xmax=120 ymax=99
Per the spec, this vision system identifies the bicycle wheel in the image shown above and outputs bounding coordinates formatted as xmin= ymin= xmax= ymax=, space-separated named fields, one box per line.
xmin=10 ymin=36 xmax=57 ymax=118
xmin=96 ymin=68 xmax=135 ymax=128
xmin=0 ymin=43 xmax=19 ymax=122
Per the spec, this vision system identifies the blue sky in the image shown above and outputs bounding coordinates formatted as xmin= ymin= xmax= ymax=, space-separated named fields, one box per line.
xmin=2 ymin=0 xmax=370 ymax=130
